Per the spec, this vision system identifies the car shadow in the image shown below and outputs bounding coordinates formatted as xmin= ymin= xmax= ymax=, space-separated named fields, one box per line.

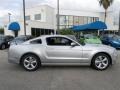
xmin=8 ymin=64 xmax=116 ymax=72
xmin=8 ymin=65 xmax=93 ymax=72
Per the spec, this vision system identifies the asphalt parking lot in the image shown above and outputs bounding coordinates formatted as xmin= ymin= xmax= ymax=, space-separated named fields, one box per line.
xmin=0 ymin=50 xmax=120 ymax=90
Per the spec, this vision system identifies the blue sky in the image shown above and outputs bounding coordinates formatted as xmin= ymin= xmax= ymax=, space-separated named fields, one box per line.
xmin=0 ymin=0 xmax=120 ymax=27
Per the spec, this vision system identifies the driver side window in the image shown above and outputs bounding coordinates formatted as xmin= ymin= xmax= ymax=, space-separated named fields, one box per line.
xmin=46 ymin=37 xmax=73 ymax=46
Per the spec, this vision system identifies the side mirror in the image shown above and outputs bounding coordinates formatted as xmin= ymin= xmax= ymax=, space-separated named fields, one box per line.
xmin=71 ymin=42 xmax=77 ymax=47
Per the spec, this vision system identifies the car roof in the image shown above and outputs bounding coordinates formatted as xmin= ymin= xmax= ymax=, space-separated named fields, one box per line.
xmin=27 ymin=35 xmax=76 ymax=42
xmin=39 ymin=35 xmax=76 ymax=39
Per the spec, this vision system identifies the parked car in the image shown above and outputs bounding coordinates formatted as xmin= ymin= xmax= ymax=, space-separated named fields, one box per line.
xmin=10 ymin=35 xmax=34 ymax=45
xmin=101 ymin=34 xmax=120 ymax=49
xmin=80 ymin=34 xmax=102 ymax=44
xmin=0 ymin=35 xmax=14 ymax=50
xmin=8 ymin=35 xmax=117 ymax=71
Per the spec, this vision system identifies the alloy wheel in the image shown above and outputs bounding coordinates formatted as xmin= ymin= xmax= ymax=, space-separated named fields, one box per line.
xmin=95 ymin=55 xmax=109 ymax=70
xmin=23 ymin=56 xmax=38 ymax=70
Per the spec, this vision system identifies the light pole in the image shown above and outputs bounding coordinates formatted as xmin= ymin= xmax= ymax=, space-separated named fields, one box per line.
xmin=56 ymin=0 xmax=60 ymax=34
xmin=8 ymin=13 xmax=11 ymax=23
xmin=119 ymin=11 xmax=120 ymax=35
xmin=23 ymin=0 xmax=26 ymax=36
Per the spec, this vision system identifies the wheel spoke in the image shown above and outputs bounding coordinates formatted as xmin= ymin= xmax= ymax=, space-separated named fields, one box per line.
xmin=98 ymin=56 xmax=103 ymax=61
xmin=24 ymin=59 xmax=29 ymax=63
xmin=97 ymin=63 xmax=102 ymax=68
xmin=102 ymin=58 xmax=107 ymax=62
xmin=95 ymin=60 xmax=101 ymax=64
xmin=29 ymin=57 xmax=33 ymax=60
xmin=30 ymin=64 xmax=35 ymax=69
xmin=31 ymin=60 xmax=36 ymax=64
xmin=102 ymin=62 xmax=107 ymax=67
xmin=26 ymin=64 xmax=30 ymax=68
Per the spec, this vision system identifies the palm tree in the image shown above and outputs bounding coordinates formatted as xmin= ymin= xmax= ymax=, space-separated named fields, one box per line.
xmin=99 ymin=0 xmax=114 ymax=22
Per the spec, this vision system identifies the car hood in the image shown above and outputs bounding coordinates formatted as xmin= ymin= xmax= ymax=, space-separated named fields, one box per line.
xmin=10 ymin=40 xmax=24 ymax=45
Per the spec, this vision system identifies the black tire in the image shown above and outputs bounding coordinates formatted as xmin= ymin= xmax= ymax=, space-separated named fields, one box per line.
xmin=21 ymin=54 xmax=41 ymax=71
xmin=91 ymin=53 xmax=110 ymax=70
xmin=1 ymin=44 xmax=6 ymax=50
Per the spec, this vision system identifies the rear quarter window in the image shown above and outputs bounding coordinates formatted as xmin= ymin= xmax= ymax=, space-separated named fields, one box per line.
xmin=30 ymin=39 xmax=42 ymax=44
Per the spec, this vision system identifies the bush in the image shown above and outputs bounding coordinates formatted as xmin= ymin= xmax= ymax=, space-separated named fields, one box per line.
xmin=59 ymin=29 xmax=74 ymax=35
xmin=0 ymin=28 xmax=4 ymax=34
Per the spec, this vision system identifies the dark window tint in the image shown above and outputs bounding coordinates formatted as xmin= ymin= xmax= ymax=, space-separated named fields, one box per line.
xmin=46 ymin=37 xmax=72 ymax=46
xmin=26 ymin=36 xmax=33 ymax=40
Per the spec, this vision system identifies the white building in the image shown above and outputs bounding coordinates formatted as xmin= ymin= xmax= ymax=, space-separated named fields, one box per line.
xmin=4 ymin=5 xmax=118 ymax=37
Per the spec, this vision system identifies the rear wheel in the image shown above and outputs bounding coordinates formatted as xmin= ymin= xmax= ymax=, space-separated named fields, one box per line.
xmin=21 ymin=54 xmax=41 ymax=71
xmin=91 ymin=53 xmax=110 ymax=70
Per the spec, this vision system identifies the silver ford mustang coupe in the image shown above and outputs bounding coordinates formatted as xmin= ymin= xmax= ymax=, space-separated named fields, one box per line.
xmin=8 ymin=35 xmax=117 ymax=71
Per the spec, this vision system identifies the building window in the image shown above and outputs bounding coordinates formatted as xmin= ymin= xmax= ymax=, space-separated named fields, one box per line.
xmin=88 ymin=17 xmax=92 ymax=23
xmin=95 ymin=17 xmax=99 ymax=21
xmin=59 ymin=15 xmax=99 ymax=29
xmin=31 ymin=28 xmax=54 ymax=37
xmin=68 ymin=16 xmax=73 ymax=25
xmin=60 ymin=15 xmax=66 ymax=25
xmin=25 ymin=16 xmax=30 ymax=21
xmin=34 ymin=14 xmax=41 ymax=20
xmin=79 ymin=16 xmax=84 ymax=25
xmin=74 ymin=16 xmax=79 ymax=25
xmin=84 ymin=17 xmax=88 ymax=24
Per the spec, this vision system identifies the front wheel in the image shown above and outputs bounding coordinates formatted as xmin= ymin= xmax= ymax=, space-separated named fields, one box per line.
xmin=91 ymin=53 xmax=110 ymax=70
xmin=21 ymin=54 xmax=41 ymax=71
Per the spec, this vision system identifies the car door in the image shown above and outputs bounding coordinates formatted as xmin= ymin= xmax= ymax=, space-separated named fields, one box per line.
xmin=45 ymin=37 xmax=83 ymax=63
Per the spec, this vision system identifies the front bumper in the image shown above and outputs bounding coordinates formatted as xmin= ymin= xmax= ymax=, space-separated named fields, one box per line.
xmin=111 ymin=50 xmax=118 ymax=64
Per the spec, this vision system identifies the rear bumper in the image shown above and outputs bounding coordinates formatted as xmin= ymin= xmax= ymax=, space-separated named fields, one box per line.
xmin=8 ymin=58 xmax=19 ymax=64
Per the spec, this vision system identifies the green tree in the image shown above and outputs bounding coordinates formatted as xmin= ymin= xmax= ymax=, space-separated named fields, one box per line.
xmin=59 ymin=29 xmax=75 ymax=35
xmin=0 ymin=28 xmax=4 ymax=34
xmin=99 ymin=0 xmax=114 ymax=22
